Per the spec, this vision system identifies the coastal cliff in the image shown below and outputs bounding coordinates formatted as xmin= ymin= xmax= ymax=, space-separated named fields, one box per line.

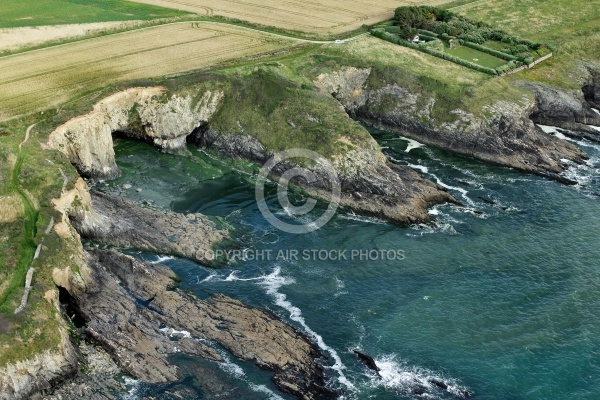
xmin=47 ymin=78 xmax=457 ymax=225
xmin=47 ymin=87 xmax=223 ymax=179
xmin=314 ymin=66 xmax=588 ymax=182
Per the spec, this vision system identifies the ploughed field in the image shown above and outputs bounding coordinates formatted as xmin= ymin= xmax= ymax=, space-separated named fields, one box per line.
xmin=0 ymin=23 xmax=293 ymax=120
xmin=127 ymin=0 xmax=454 ymax=35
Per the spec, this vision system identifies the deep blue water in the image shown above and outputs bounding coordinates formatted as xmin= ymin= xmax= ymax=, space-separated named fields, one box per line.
xmin=106 ymin=126 xmax=600 ymax=400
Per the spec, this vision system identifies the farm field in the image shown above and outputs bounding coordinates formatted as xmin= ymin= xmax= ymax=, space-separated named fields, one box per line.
xmin=0 ymin=0 xmax=186 ymax=29
xmin=446 ymin=46 xmax=506 ymax=69
xmin=127 ymin=0 xmax=454 ymax=35
xmin=0 ymin=22 xmax=294 ymax=120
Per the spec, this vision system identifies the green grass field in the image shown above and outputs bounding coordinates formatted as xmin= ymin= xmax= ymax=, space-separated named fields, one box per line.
xmin=446 ymin=46 xmax=507 ymax=69
xmin=459 ymin=0 xmax=600 ymax=88
xmin=0 ymin=0 xmax=187 ymax=28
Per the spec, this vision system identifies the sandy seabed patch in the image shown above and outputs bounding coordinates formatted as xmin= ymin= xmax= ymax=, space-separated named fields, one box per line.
xmin=0 ymin=21 xmax=146 ymax=53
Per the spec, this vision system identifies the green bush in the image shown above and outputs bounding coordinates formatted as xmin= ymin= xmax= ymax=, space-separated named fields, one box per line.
xmin=417 ymin=29 xmax=438 ymax=37
xmin=384 ymin=26 xmax=401 ymax=34
xmin=419 ymin=38 xmax=444 ymax=51
xmin=462 ymin=41 xmax=517 ymax=61
xmin=418 ymin=34 xmax=438 ymax=42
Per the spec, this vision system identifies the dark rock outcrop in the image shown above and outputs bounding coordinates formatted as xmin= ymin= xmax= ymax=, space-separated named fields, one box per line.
xmin=353 ymin=350 xmax=380 ymax=375
xmin=65 ymin=248 xmax=334 ymax=400
xmin=583 ymin=68 xmax=600 ymax=109
xmin=525 ymin=82 xmax=600 ymax=135
xmin=69 ymin=191 xmax=228 ymax=265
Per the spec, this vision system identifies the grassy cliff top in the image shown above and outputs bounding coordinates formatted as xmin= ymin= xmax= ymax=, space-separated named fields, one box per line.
xmin=459 ymin=0 xmax=600 ymax=89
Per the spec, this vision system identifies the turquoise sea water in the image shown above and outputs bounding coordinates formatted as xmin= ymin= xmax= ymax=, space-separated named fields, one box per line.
xmin=105 ymin=126 xmax=600 ymax=400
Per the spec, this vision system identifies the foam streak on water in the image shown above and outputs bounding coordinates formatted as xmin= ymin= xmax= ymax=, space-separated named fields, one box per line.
xmin=150 ymin=255 xmax=175 ymax=264
xmin=220 ymin=267 xmax=356 ymax=391
xmin=407 ymin=163 xmax=475 ymax=206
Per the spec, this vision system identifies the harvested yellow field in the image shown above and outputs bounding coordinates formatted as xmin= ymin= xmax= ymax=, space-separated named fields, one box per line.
xmin=128 ymin=0 xmax=453 ymax=35
xmin=0 ymin=23 xmax=294 ymax=120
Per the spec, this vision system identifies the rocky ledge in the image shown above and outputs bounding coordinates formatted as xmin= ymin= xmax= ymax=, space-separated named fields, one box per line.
xmin=60 ymin=248 xmax=334 ymax=400
xmin=315 ymin=67 xmax=589 ymax=183
xmin=69 ymin=190 xmax=227 ymax=266
xmin=190 ymin=127 xmax=457 ymax=225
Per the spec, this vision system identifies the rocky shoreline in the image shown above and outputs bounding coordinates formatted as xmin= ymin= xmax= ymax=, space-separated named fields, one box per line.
xmin=314 ymin=67 xmax=594 ymax=184
xmin=45 ymin=184 xmax=337 ymax=400
xmin=11 ymin=59 xmax=598 ymax=399
xmin=60 ymin=248 xmax=334 ymax=400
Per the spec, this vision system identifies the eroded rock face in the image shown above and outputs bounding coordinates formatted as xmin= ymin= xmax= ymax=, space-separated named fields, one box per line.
xmin=0 ymin=291 xmax=78 ymax=399
xmin=315 ymin=67 xmax=588 ymax=182
xmin=0 ymin=333 xmax=78 ymax=400
xmin=69 ymin=191 xmax=227 ymax=266
xmin=526 ymin=82 xmax=600 ymax=134
xmin=583 ymin=68 xmax=600 ymax=109
xmin=47 ymin=87 xmax=223 ymax=179
xmin=66 ymin=249 xmax=334 ymax=400
xmin=190 ymin=127 xmax=457 ymax=225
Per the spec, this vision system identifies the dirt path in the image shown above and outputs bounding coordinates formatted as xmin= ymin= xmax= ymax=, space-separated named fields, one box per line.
xmin=18 ymin=123 xmax=36 ymax=150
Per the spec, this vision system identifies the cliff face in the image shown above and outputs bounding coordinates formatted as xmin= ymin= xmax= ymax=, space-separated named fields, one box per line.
xmin=47 ymin=87 xmax=223 ymax=179
xmin=315 ymin=67 xmax=589 ymax=182
xmin=526 ymin=81 xmax=600 ymax=135
xmin=0 ymin=319 xmax=78 ymax=400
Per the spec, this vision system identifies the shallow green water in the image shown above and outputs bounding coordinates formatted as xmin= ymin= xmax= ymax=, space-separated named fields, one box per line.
xmin=106 ymin=127 xmax=600 ymax=400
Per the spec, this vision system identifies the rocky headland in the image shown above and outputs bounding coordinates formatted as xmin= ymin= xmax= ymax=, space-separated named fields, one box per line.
xmin=314 ymin=66 xmax=594 ymax=183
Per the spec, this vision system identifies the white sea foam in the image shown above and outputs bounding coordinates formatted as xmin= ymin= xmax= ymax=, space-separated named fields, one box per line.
xmin=197 ymin=273 xmax=218 ymax=284
xmin=260 ymin=267 xmax=355 ymax=390
xmin=364 ymin=354 xmax=470 ymax=399
xmin=338 ymin=212 xmax=388 ymax=225
xmin=222 ymin=267 xmax=355 ymax=391
xmin=333 ymin=277 xmax=348 ymax=298
xmin=121 ymin=377 xmax=140 ymax=400
xmin=538 ymin=124 xmax=600 ymax=151
xmin=248 ymin=384 xmax=286 ymax=400
xmin=151 ymin=255 xmax=175 ymax=264
xmin=218 ymin=356 xmax=246 ymax=378
xmin=593 ymin=108 xmax=600 ymax=116
xmin=159 ymin=327 xmax=192 ymax=339
xmin=537 ymin=124 xmax=560 ymax=134
xmin=216 ymin=351 xmax=285 ymax=398
xmin=408 ymin=163 xmax=474 ymax=206
xmin=562 ymin=162 xmax=597 ymax=187
xmin=401 ymin=137 xmax=426 ymax=153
